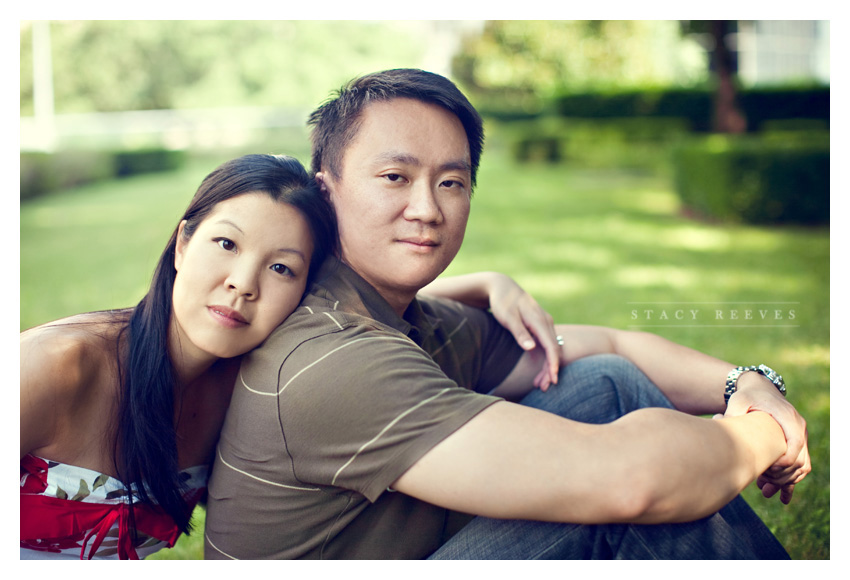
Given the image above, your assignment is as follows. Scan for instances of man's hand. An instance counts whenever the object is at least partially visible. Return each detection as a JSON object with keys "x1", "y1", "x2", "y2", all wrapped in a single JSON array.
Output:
[{"x1": 725, "y1": 372, "x2": 811, "y2": 504}]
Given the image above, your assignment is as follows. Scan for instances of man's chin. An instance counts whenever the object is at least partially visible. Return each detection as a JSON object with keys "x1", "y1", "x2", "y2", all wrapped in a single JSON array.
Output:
[
  {"x1": 385, "y1": 270, "x2": 445, "y2": 299},
  {"x1": 349, "y1": 252, "x2": 457, "y2": 296},
  {"x1": 410, "y1": 264, "x2": 452, "y2": 289}
]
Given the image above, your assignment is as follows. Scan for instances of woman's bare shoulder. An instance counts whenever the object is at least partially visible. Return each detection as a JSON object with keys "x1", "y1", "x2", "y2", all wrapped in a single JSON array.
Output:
[
  {"x1": 20, "y1": 310, "x2": 130, "y2": 394},
  {"x1": 20, "y1": 311, "x2": 132, "y2": 458}
]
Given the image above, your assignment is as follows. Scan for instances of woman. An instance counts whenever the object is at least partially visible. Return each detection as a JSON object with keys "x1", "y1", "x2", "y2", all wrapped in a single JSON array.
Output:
[{"x1": 20, "y1": 154, "x2": 559, "y2": 560}]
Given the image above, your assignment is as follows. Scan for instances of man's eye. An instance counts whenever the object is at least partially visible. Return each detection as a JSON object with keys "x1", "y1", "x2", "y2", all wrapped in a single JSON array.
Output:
[
  {"x1": 385, "y1": 174, "x2": 404, "y2": 182},
  {"x1": 271, "y1": 264, "x2": 293, "y2": 277},
  {"x1": 216, "y1": 238, "x2": 236, "y2": 251}
]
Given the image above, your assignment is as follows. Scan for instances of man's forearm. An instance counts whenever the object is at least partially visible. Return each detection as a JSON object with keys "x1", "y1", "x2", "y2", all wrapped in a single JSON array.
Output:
[
  {"x1": 550, "y1": 324, "x2": 809, "y2": 504},
  {"x1": 555, "y1": 325, "x2": 753, "y2": 415},
  {"x1": 609, "y1": 329, "x2": 733, "y2": 415},
  {"x1": 393, "y1": 401, "x2": 786, "y2": 526},
  {"x1": 608, "y1": 408, "x2": 786, "y2": 524}
]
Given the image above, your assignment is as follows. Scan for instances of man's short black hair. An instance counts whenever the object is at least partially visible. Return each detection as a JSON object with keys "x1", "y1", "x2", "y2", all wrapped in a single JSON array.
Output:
[{"x1": 307, "y1": 68, "x2": 485, "y2": 190}]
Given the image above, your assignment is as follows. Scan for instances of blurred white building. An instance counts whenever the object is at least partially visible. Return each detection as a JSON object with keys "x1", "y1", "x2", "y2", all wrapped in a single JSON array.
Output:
[{"x1": 734, "y1": 20, "x2": 830, "y2": 86}]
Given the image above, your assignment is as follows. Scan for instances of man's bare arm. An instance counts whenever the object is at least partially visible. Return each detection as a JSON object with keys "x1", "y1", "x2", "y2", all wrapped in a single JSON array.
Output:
[
  {"x1": 392, "y1": 401, "x2": 785, "y2": 525},
  {"x1": 489, "y1": 324, "x2": 810, "y2": 503}
]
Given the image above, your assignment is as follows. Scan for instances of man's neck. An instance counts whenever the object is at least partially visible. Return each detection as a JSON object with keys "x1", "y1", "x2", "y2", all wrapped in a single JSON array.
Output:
[
  {"x1": 337, "y1": 256, "x2": 419, "y2": 318},
  {"x1": 383, "y1": 292, "x2": 417, "y2": 319},
  {"x1": 364, "y1": 278, "x2": 417, "y2": 318}
]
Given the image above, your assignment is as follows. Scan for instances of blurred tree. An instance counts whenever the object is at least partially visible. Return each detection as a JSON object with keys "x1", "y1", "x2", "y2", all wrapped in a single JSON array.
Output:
[
  {"x1": 680, "y1": 20, "x2": 747, "y2": 133},
  {"x1": 452, "y1": 20, "x2": 707, "y2": 110},
  {"x1": 20, "y1": 23, "x2": 36, "y2": 116},
  {"x1": 20, "y1": 21, "x2": 426, "y2": 115}
]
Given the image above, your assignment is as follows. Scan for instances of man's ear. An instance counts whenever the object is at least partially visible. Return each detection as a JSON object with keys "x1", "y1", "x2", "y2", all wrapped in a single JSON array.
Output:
[
  {"x1": 174, "y1": 220, "x2": 188, "y2": 271},
  {"x1": 316, "y1": 171, "x2": 333, "y2": 195}
]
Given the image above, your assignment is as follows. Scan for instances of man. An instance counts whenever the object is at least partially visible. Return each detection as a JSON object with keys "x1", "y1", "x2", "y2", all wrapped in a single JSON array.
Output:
[{"x1": 204, "y1": 69, "x2": 810, "y2": 559}]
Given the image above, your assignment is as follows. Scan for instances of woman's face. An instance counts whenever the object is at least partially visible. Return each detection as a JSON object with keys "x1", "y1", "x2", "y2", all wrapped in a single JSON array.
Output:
[{"x1": 171, "y1": 192, "x2": 314, "y2": 363}]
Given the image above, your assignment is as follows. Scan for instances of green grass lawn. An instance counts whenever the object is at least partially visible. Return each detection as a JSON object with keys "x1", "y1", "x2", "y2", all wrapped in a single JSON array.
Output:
[{"x1": 20, "y1": 149, "x2": 830, "y2": 560}]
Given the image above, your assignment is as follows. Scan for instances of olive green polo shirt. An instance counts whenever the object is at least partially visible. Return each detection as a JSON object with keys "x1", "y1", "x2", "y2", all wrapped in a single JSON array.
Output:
[{"x1": 204, "y1": 258, "x2": 523, "y2": 559}]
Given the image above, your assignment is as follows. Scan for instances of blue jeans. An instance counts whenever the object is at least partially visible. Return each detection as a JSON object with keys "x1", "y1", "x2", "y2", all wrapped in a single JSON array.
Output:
[{"x1": 428, "y1": 354, "x2": 789, "y2": 559}]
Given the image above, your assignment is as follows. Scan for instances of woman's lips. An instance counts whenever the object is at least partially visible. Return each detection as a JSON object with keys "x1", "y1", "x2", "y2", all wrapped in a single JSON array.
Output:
[{"x1": 208, "y1": 305, "x2": 248, "y2": 328}]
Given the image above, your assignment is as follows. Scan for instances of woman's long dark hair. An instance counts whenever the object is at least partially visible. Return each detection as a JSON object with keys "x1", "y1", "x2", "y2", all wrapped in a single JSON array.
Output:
[{"x1": 115, "y1": 154, "x2": 337, "y2": 534}]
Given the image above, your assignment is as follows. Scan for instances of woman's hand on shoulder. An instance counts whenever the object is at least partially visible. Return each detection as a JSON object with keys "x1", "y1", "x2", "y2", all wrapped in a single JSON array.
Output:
[
  {"x1": 420, "y1": 272, "x2": 562, "y2": 391},
  {"x1": 483, "y1": 274, "x2": 561, "y2": 391}
]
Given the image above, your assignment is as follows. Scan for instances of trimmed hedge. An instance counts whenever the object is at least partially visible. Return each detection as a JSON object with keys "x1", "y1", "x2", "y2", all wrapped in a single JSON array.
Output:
[
  {"x1": 553, "y1": 88, "x2": 713, "y2": 130},
  {"x1": 21, "y1": 148, "x2": 186, "y2": 199},
  {"x1": 20, "y1": 150, "x2": 115, "y2": 200},
  {"x1": 114, "y1": 148, "x2": 185, "y2": 177},
  {"x1": 739, "y1": 88, "x2": 830, "y2": 131},
  {"x1": 498, "y1": 116, "x2": 690, "y2": 171},
  {"x1": 672, "y1": 133, "x2": 829, "y2": 225},
  {"x1": 552, "y1": 86, "x2": 829, "y2": 132}
]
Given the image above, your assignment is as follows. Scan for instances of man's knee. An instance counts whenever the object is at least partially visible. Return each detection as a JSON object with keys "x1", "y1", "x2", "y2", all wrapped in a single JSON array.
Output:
[
  {"x1": 557, "y1": 354, "x2": 638, "y2": 386},
  {"x1": 521, "y1": 354, "x2": 673, "y2": 423},
  {"x1": 560, "y1": 354, "x2": 674, "y2": 413}
]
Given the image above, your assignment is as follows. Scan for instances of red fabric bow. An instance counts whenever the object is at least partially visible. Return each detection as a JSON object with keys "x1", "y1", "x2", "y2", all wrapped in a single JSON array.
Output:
[
  {"x1": 20, "y1": 494, "x2": 181, "y2": 559},
  {"x1": 20, "y1": 455, "x2": 49, "y2": 494},
  {"x1": 20, "y1": 455, "x2": 184, "y2": 559}
]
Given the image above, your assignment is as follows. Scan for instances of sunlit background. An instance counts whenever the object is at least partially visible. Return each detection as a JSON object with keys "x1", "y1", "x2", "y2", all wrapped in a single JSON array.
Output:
[{"x1": 19, "y1": 20, "x2": 830, "y2": 559}]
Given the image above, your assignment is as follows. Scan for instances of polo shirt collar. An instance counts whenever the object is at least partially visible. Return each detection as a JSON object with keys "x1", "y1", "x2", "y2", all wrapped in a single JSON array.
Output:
[{"x1": 311, "y1": 257, "x2": 440, "y2": 346}]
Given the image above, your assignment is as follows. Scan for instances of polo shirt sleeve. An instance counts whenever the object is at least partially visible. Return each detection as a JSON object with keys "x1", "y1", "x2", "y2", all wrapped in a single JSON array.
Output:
[
  {"x1": 418, "y1": 296, "x2": 525, "y2": 394},
  {"x1": 275, "y1": 324, "x2": 501, "y2": 503},
  {"x1": 457, "y1": 302, "x2": 525, "y2": 393}
]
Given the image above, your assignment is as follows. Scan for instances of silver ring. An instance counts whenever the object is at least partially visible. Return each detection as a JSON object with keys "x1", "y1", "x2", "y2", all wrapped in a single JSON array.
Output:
[{"x1": 556, "y1": 335, "x2": 564, "y2": 346}]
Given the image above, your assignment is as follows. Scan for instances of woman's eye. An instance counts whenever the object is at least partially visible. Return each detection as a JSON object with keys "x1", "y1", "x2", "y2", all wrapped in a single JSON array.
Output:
[
  {"x1": 271, "y1": 264, "x2": 293, "y2": 277},
  {"x1": 215, "y1": 238, "x2": 236, "y2": 251}
]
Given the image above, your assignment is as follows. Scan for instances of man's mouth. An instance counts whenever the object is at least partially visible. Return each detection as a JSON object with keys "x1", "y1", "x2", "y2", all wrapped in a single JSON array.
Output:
[{"x1": 398, "y1": 237, "x2": 439, "y2": 249}]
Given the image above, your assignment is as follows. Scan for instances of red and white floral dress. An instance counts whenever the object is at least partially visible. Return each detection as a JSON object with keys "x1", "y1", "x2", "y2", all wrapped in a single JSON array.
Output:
[{"x1": 20, "y1": 454, "x2": 207, "y2": 560}]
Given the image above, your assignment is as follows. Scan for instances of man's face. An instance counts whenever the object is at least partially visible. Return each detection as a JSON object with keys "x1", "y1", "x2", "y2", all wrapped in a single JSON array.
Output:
[{"x1": 318, "y1": 98, "x2": 472, "y2": 312}]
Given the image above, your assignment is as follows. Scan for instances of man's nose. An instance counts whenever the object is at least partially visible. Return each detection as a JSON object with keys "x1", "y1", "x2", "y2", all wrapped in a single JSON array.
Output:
[{"x1": 403, "y1": 182, "x2": 443, "y2": 224}]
